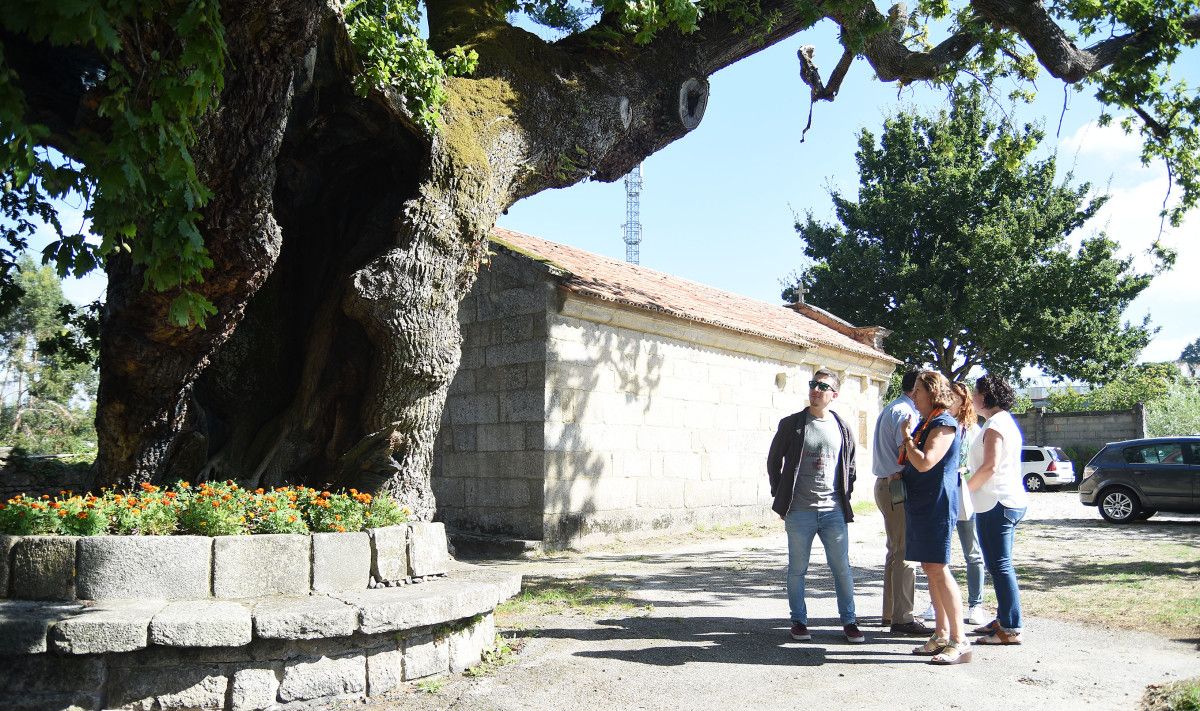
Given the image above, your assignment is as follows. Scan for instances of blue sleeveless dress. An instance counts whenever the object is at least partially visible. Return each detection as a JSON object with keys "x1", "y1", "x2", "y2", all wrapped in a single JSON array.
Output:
[{"x1": 902, "y1": 412, "x2": 962, "y2": 564}]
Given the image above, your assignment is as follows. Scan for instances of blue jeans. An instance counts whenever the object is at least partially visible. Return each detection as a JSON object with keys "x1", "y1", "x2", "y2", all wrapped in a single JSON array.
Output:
[
  {"x1": 784, "y1": 505, "x2": 856, "y2": 625},
  {"x1": 956, "y1": 515, "x2": 985, "y2": 608},
  {"x1": 976, "y1": 503, "x2": 1026, "y2": 632}
]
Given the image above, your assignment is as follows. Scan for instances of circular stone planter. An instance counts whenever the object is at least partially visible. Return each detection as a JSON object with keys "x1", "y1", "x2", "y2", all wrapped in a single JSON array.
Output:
[
  {"x1": 0, "y1": 523, "x2": 522, "y2": 711},
  {"x1": 0, "y1": 522, "x2": 449, "y2": 602}
]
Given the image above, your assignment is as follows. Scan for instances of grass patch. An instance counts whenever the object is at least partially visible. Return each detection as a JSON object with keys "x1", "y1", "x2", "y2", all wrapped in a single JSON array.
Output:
[
  {"x1": 414, "y1": 677, "x2": 446, "y2": 694},
  {"x1": 1013, "y1": 523, "x2": 1200, "y2": 638},
  {"x1": 464, "y1": 634, "x2": 523, "y2": 677},
  {"x1": 852, "y1": 498, "x2": 878, "y2": 516},
  {"x1": 497, "y1": 577, "x2": 641, "y2": 620},
  {"x1": 1142, "y1": 677, "x2": 1200, "y2": 711},
  {"x1": 690, "y1": 520, "x2": 774, "y2": 539}
]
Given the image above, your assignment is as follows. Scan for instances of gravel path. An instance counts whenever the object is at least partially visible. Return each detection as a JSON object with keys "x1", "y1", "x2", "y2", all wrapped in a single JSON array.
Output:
[{"x1": 369, "y1": 492, "x2": 1199, "y2": 711}]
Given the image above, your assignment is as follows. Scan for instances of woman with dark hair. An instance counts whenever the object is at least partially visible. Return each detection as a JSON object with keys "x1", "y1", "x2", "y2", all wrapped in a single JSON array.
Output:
[
  {"x1": 900, "y1": 371, "x2": 969, "y2": 664},
  {"x1": 966, "y1": 373, "x2": 1028, "y2": 645}
]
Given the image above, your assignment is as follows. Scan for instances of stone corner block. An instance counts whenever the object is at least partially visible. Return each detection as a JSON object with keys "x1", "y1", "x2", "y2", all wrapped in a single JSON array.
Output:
[
  {"x1": 407, "y1": 522, "x2": 450, "y2": 577},
  {"x1": 367, "y1": 525, "x2": 408, "y2": 582},
  {"x1": 336, "y1": 578, "x2": 499, "y2": 635},
  {"x1": 49, "y1": 599, "x2": 166, "y2": 655},
  {"x1": 311, "y1": 532, "x2": 370, "y2": 594},
  {"x1": 149, "y1": 600, "x2": 252, "y2": 648},
  {"x1": 77, "y1": 536, "x2": 212, "y2": 600},
  {"x1": 213, "y1": 534, "x2": 310, "y2": 598},
  {"x1": 448, "y1": 613, "x2": 496, "y2": 673},
  {"x1": 11, "y1": 536, "x2": 79, "y2": 601},
  {"x1": 252, "y1": 596, "x2": 357, "y2": 640},
  {"x1": 0, "y1": 534, "x2": 18, "y2": 598}
]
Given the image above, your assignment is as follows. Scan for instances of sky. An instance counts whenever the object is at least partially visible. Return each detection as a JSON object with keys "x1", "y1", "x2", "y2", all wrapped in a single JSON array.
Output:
[
  {"x1": 38, "y1": 15, "x2": 1200, "y2": 381},
  {"x1": 496, "y1": 20, "x2": 1200, "y2": 378}
]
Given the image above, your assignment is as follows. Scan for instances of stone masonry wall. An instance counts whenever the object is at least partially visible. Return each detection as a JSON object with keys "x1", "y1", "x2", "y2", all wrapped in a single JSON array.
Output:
[
  {"x1": 541, "y1": 295, "x2": 891, "y2": 547},
  {"x1": 433, "y1": 251, "x2": 550, "y2": 540},
  {"x1": 1014, "y1": 405, "x2": 1147, "y2": 452}
]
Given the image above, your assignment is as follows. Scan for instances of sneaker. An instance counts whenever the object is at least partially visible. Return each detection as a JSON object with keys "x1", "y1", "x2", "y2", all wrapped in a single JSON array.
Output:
[
  {"x1": 844, "y1": 623, "x2": 865, "y2": 644},
  {"x1": 918, "y1": 603, "x2": 935, "y2": 620},
  {"x1": 890, "y1": 619, "x2": 933, "y2": 636},
  {"x1": 965, "y1": 605, "x2": 988, "y2": 626},
  {"x1": 790, "y1": 622, "x2": 811, "y2": 641}
]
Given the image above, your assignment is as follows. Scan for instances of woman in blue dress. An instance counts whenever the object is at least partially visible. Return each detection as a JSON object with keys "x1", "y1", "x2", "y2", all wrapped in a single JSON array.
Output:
[{"x1": 899, "y1": 370, "x2": 968, "y2": 665}]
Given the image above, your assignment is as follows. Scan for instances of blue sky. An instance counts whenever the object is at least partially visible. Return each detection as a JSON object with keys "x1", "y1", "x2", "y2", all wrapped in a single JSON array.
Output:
[
  {"x1": 498, "y1": 21, "x2": 1200, "y2": 373},
  {"x1": 40, "y1": 18, "x2": 1199, "y2": 376}
]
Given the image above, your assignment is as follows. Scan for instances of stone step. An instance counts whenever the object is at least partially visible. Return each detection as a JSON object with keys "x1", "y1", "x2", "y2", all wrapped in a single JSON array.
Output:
[{"x1": 0, "y1": 565, "x2": 521, "y2": 657}]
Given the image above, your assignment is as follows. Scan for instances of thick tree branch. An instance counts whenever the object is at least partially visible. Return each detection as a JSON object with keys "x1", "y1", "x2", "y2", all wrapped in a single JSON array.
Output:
[{"x1": 971, "y1": 0, "x2": 1200, "y2": 82}]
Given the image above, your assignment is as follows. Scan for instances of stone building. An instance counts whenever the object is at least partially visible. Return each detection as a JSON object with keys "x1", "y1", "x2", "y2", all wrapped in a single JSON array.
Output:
[{"x1": 433, "y1": 228, "x2": 899, "y2": 549}]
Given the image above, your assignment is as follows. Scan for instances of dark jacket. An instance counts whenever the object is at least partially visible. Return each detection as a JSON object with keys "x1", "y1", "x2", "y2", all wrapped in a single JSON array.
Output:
[{"x1": 767, "y1": 408, "x2": 857, "y2": 522}]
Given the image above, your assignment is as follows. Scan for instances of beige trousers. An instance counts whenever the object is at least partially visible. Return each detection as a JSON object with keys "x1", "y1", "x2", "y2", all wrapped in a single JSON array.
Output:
[{"x1": 874, "y1": 476, "x2": 916, "y2": 623}]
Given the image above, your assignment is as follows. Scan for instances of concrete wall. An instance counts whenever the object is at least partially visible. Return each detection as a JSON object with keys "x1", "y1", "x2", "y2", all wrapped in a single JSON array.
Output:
[
  {"x1": 434, "y1": 249, "x2": 895, "y2": 548},
  {"x1": 432, "y1": 252, "x2": 550, "y2": 540},
  {"x1": 1014, "y1": 405, "x2": 1147, "y2": 452}
]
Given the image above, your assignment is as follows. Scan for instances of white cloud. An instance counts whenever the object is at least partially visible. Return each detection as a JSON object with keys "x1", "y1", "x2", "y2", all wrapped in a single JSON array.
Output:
[{"x1": 1058, "y1": 120, "x2": 1144, "y2": 160}]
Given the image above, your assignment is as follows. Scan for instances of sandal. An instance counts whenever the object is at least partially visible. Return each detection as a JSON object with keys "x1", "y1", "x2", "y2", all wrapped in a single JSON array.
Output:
[
  {"x1": 929, "y1": 640, "x2": 973, "y2": 665},
  {"x1": 975, "y1": 629, "x2": 1022, "y2": 645},
  {"x1": 911, "y1": 634, "x2": 949, "y2": 656},
  {"x1": 971, "y1": 620, "x2": 1000, "y2": 635}
]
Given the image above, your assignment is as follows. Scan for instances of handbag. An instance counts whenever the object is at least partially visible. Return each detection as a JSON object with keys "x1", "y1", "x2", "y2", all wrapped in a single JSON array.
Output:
[
  {"x1": 957, "y1": 471, "x2": 975, "y2": 518},
  {"x1": 889, "y1": 477, "x2": 907, "y2": 505}
]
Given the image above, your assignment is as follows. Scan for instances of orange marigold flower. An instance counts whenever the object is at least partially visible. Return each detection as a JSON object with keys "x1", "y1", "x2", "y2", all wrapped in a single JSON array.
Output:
[
  {"x1": 349, "y1": 488, "x2": 358, "y2": 495},
  {"x1": 59, "y1": 490, "x2": 68, "y2": 496},
  {"x1": 334, "y1": 514, "x2": 342, "y2": 521},
  {"x1": 255, "y1": 488, "x2": 264, "y2": 495},
  {"x1": 269, "y1": 506, "x2": 277, "y2": 513},
  {"x1": 58, "y1": 510, "x2": 68, "y2": 517},
  {"x1": 76, "y1": 512, "x2": 88, "y2": 519},
  {"x1": 287, "y1": 515, "x2": 297, "y2": 523},
  {"x1": 49, "y1": 502, "x2": 61, "y2": 509},
  {"x1": 41, "y1": 494, "x2": 51, "y2": 500},
  {"x1": 179, "y1": 481, "x2": 191, "y2": 489},
  {"x1": 165, "y1": 492, "x2": 177, "y2": 499},
  {"x1": 221, "y1": 494, "x2": 232, "y2": 501},
  {"x1": 212, "y1": 500, "x2": 221, "y2": 508}
]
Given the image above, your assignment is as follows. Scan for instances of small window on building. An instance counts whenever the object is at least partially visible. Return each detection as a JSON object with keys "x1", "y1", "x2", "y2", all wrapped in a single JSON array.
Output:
[{"x1": 775, "y1": 372, "x2": 787, "y2": 391}]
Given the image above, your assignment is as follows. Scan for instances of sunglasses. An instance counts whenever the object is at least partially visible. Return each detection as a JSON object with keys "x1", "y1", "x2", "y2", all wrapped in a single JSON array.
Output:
[{"x1": 808, "y1": 380, "x2": 836, "y2": 392}]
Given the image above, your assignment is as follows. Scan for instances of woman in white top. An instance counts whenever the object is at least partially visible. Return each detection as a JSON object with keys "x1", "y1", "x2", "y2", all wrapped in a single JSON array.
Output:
[{"x1": 966, "y1": 374, "x2": 1028, "y2": 644}]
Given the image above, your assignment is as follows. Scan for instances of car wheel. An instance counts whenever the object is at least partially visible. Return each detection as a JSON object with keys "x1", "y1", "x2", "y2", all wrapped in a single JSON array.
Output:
[
  {"x1": 1137, "y1": 509, "x2": 1157, "y2": 520},
  {"x1": 1022, "y1": 474, "x2": 1045, "y2": 492},
  {"x1": 1098, "y1": 487, "x2": 1142, "y2": 523}
]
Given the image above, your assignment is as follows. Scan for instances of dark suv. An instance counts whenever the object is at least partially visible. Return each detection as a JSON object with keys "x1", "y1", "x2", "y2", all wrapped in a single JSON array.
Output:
[{"x1": 1078, "y1": 436, "x2": 1200, "y2": 523}]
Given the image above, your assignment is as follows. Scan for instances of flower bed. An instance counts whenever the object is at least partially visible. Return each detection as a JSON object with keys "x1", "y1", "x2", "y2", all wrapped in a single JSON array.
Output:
[{"x1": 0, "y1": 481, "x2": 409, "y2": 536}]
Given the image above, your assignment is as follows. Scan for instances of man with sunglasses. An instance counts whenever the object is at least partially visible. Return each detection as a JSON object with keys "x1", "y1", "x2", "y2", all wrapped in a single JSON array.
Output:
[{"x1": 767, "y1": 368, "x2": 864, "y2": 644}]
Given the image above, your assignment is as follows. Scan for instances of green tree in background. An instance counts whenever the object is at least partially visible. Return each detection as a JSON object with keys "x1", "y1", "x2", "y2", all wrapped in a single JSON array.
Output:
[
  {"x1": 1181, "y1": 338, "x2": 1200, "y2": 377},
  {"x1": 1146, "y1": 378, "x2": 1200, "y2": 437},
  {"x1": 1045, "y1": 362, "x2": 1181, "y2": 412},
  {"x1": 787, "y1": 84, "x2": 1159, "y2": 383},
  {"x1": 0, "y1": 258, "x2": 97, "y2": 454}
]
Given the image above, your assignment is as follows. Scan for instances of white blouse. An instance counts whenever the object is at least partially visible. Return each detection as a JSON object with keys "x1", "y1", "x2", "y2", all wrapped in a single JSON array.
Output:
[{"x1": 967, "y1": 410, "x2": 1027, "y2": 513}]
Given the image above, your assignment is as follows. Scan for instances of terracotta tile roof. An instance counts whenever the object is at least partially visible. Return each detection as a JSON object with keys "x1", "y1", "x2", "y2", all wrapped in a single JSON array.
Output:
[{"x1": 490, "y1": 227, "x2": 899, "y2": 364}]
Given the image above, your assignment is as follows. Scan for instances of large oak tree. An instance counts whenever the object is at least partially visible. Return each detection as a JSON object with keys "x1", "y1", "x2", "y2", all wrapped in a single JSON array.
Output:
[
  {"x1": 787, "y1": 84, "x2": 1158, "y2": 383},
  {"x1": 2, "y1": 0, "x2": 1198, "y2": 517}
]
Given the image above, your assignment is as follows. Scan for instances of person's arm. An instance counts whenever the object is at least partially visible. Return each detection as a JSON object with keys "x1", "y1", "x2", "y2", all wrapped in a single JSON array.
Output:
[
  {"x1": 967, "y1": 428, "x2": 1003, "y2": 492},
  {"x1": 844, "y1": 423, "x2": 857, "y2": 500},
  {"x1": 767, "y1": 417, "x2": 789, "y2": 496},
  {"x1": 887, "y1": 410, "x2": 912, "y2": 481},
  {"x1": 902, "y1": 426, "x2": 956, "y2": 472}
]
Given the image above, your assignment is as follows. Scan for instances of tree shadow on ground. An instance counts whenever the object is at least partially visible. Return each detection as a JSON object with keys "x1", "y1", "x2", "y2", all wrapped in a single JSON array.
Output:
[
  {"x1": 514, "y1": 615, "x2": 933, "y2": 668},
  {"x1": 521, "y1": 546, "x2": 888, "y2": 609}
]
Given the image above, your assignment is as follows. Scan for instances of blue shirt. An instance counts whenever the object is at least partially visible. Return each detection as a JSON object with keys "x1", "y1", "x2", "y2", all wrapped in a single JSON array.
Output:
[{"x1": 872, "y1": 394, "x2": 918, "y2": 478}]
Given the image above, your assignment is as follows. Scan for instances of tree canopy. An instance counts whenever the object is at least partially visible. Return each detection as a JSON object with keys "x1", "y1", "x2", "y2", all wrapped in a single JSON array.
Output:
[
  {"x1": 787, "y1": 84, "x2": 1158, "y2": 383},
  {"x1": 2, "y1": 0, "x2": 1199, "y2": 502}
]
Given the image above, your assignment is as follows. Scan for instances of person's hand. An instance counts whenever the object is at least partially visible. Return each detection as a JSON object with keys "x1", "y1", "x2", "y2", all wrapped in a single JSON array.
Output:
[
  {"x1": 904, "y1": 414, "x2": 918, "y2": 433},
  {"x1": 888, "y1": 473, "x2": 902, "y2": 481}
]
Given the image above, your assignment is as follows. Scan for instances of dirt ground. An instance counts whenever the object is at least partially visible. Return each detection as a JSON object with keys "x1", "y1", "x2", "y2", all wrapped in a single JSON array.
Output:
[{"x1": 362, "y1": 491, "x2": 1199, "y2": 711}]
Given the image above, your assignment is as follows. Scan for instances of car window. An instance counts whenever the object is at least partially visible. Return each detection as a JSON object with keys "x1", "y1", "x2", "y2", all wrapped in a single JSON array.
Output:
[
  {"x1": 1124, "y1": 443, "x2": 1186, "y2": 465},
  {"x1": 1021, "y1": 449, "x2": 1044, "y2": 462},
  {"x1": 1183, "y1": 443, "x2": 1200, "y2": 465},
  {"x1": 1051, "y1": 448, "x2": 1070, "y2": 461}
]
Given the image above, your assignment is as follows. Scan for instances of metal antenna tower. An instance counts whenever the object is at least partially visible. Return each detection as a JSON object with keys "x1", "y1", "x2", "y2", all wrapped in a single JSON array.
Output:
[{"x1": 622, "y1": 164, "x2": 643, "y2": 264}]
